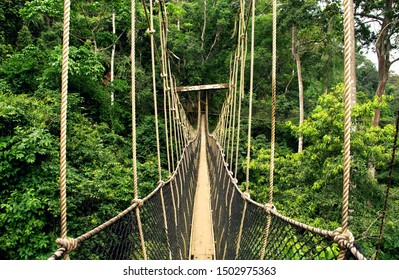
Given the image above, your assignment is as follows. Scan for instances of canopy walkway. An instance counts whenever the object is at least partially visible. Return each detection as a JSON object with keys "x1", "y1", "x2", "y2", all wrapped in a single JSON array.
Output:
[{"x1": 49, "y1": 0, "x2": 367, "y2": 260}]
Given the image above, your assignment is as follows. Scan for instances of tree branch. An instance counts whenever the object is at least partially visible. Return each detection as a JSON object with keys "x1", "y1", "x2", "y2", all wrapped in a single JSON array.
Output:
[
  {"x1": 391, "y1": 57, "x2": 399, "y2": 66},
  {"x1": 205, "y1": 31, "x2": 220, "y2": 61},
  {"x1": 354, "y1": 13, "x2": 383, "y2": 22},
  {"x1": 97, "y1": 31, "x2": 126, "y2": 52}
]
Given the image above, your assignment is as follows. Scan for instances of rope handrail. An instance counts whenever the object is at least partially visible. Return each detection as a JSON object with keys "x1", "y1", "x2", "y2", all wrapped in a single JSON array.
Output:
[
  {"x1": 48, "y1": 126, "x2": 201, "y2": 260},
  {"x1": 207, "y1": 129, "x2": 366, "y2": 260}
]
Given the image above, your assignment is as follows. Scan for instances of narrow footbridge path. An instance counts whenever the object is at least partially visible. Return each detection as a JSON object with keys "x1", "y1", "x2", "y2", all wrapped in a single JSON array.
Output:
[{"x1": 190, "y1": 115, "x2": 215, "y2": 260}]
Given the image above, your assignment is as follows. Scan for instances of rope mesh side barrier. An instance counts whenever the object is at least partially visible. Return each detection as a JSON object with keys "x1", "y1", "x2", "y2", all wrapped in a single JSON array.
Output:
[
  {"x1": 207, "y1": 133, "x2": 366, "y2": 260},
  {"x1": 49, "y1": 135, "x2": 200, "y2": 260}
]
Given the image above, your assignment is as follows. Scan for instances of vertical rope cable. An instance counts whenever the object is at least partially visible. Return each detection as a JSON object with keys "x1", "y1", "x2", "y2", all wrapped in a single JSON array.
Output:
[
  {"x1": 131, "y1": 0, "x2": 147, "y2": 260},
  {"x1": 158, "y1": 3, "x2": 178, "y2": 233},
  {"x1": 260, "y1": 0, "x2": 277, "y2": 260},
  {"x1": 150, "y1": 0, "x2": 172, "y2": 259},
  {"x1": 160, "y1": 11, "x2": 171, "y2": 176},
  {"x1": 149, "y1": 0, "x2": 162, "y2": 181},
  {"x1": 245, "y1": 0, "x2": 256, "y2": 193},
  {"x1": 342, "y1": 0, "x2": 355, "y2": 232},
  {"x1": 229, "y1": 49, "x2": 239, "y2": 168},
  {"x1": 226, "y1": 54, "x2": 234, "y2": 161},
  {"x1": 337, "y1": 0, "x2": 356, "y2": 260},
  {"x1": 234, "y1": 0, "x2": 247, "y2": 176},
  {"x1": 269, "y1": 0, "x2": 277, "y2": 210},
  {"x1": 60, "y1": 0, "x2": 71, "y2": 260},
  {"x1": 235, "y1": 0, "x2": 250, "y2": 259}
]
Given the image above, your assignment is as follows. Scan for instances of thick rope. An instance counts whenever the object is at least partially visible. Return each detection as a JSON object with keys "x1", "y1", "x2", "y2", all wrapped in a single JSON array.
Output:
[
  {"x1": 131, "y1": 0, "x2": 147, "y2": 260},
  {"x1": 236, "y1": 0, "x2": 256, "y2": 259},
  {"x1": 149, "y1": 0, "x2": 162, "y2": 181},
  {"x1": 149, "y1": 0, "x2": 172, "y2": 259},
  {"x1": 342, "y1": 0, "x2": 355, "y2": 231},
  {"x1": 245, "y1": 0, "x2": 256, "y2": 193},
  {"x1": 226, "y1": 54, "x2": 234, "y2": 161},
  {"x1": 260, "y1": 0, "x2": 277, "y2": 260},
  {"x1": 234, "y1": 0, "x2": 249, "y2": 258},
  {"x1": 60, "y1": 0, "x2": 71, "y2": 260},
  {"x1": 339, "y1": 0, "x2": 356, "y2": 260},
  {"x1": 159, "y1": 2, "x2": 178, "y2": 233},
  {"x1": 229, "y1": 49, "x2": 240, "y2": 168},
  {"x1": 234, "y1": 0, "x2": 247, "y2": 176}
]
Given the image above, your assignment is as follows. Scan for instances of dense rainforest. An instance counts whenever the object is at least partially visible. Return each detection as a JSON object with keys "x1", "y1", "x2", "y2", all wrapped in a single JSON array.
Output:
[{"x1": 0, "y1": 0, "x2": 398, "y2": 260}]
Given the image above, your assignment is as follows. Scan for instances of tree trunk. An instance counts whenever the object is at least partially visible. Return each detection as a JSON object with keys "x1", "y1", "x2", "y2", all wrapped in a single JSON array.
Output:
[
  {"x1": 292, "y1": 26, "x2": 304, "y2": 152},
  {"x1": 111, "y1": 12, "x2": 116, "y2": 105},
  {"x1": 372, "y1": 0, "x2": 393, "y2": 127},
  {"x1": 201, "y1": 0, "x2": 207, "y2": 64}
]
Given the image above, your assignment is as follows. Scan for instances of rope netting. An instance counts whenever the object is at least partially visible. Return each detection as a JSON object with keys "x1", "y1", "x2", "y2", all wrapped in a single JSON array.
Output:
[
  {"x1": 207, "y1": 133, "x2": 365, "y2": 260},
  {"x1": 49, "y1": 134, "x2": 200, "y2": 260}
]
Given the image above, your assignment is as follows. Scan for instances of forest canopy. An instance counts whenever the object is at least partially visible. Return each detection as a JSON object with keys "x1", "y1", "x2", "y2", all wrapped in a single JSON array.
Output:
[{"x1": 0, "y1": 0, "x2": 398, "y2": 260}]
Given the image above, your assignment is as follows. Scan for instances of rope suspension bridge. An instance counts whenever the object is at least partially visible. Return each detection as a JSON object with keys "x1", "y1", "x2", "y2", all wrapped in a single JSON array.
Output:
[{"x1": 49, "y1": 0, "x2": 367, "y2": 260}]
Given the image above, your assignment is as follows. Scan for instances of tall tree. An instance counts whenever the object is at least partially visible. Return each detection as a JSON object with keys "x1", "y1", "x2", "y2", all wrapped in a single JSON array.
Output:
[
  {"x1": 354, "y1": 0, "x2": 399, "y2": 127},
  {"x1": 291, "y1": 25, "x2": 304, "y2": 152}
]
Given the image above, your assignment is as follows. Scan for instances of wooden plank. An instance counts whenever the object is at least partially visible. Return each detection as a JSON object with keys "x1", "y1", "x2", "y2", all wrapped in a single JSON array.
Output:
[
  {"x1": 190, "y1": 115, "x2": 215, "y2": 260},
  {"x1": 176, "y1": 83, "x2": 229, "y2": 93}
]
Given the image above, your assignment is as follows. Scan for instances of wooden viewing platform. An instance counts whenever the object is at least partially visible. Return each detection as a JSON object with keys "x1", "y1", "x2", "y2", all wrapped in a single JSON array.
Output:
[{"x1": 176, "y1": 83, "x2": 229, "y2": 93}]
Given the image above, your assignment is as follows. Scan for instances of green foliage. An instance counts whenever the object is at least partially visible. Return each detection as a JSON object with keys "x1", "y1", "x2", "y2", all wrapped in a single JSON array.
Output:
[
  {"x1": 248, "y1": 85, "x2": 398, "y2": 258},
  {"x1": 1, "y1": 0, "x2": 398, "y2": 260},
  {"x1": 0, "y1": 45, "x2": 46, "y2": 93},
  {"x1": 0, "y1": 92, "x2": 59, "y2": 259}
]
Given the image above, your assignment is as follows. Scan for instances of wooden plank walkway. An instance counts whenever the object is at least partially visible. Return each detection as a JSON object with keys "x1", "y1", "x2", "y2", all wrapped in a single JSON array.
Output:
[{"x1": 190, "y1": 115, "x2": 215, "y2": 260}]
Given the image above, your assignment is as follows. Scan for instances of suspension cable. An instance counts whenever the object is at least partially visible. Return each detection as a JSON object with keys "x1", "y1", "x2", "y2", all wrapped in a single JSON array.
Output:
[
  {"x1": 245, "y1": 0, "x2": 256, "y2": 193},
  {"x1": 149, "y1": 0, "x2": 162, "y2": 181},
  {"x1": 234, "y1": 0, "x2": 247, "y2": 177},
  {"x1": 60, "y1": 0, "x2": 71, "y2": 260},
  {"x1": 131, "y1": 0, "x2": 147, "y2": 260},
  {"x1": 260, "y1": 0, "x2": 277, "y2": 260},
  {"x1": 342, "y1": 0, "x2": 356, "y2": 231}
]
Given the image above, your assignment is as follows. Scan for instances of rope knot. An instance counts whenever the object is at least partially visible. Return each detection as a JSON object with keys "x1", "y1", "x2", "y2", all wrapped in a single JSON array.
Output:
[
  {"x1": 160, "y1": 73, "x2": 168, "y2": 78},
  {"x1": 132, "y1": 198, "x2": 144, "y2": 208},
  {"x1": 147, "y1": 28, "x2": 155, "y2": 34},
  {"x1": 333, "y1": 227, "x2": 354, "y2": 248},
  {"x1": 263, "y1": 203, "x2": 276, "y2": 213},
  {"x1": 241, "y1": 191, "x2": 250, "y2": 200},
  {"x1": 56, "y1": 237, "x2": 78, "y2": 254}
]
